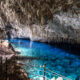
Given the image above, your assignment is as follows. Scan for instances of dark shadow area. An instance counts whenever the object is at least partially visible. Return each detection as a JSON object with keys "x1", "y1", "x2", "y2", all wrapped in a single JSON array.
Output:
[
  {"x1": 5, "y1": 22, "x2": 13, "y2": 39},
  {"x1": 49, "y1": 41, "x2": 80, "y2": 57}
]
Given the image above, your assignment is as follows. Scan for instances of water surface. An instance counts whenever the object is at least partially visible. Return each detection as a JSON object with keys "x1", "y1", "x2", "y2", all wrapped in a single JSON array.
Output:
[{"x1": 9, "y1": 39, "x2": 80, "y2": 80}]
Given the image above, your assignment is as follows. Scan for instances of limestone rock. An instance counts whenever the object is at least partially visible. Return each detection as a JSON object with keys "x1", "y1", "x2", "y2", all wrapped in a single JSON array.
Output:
[
  {"x1": 0, "y1": 0, "x2": 80, "y2": 43},
  {"x1": 0, "y1": 40, "x2": 30, "y2": 80},
  {"x1": 2, "y1": 40, "x2": 9, "y2": 47}
]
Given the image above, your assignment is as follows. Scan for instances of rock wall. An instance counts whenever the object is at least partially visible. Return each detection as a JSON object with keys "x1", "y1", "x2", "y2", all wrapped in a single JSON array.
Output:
[
  {"x1": 0, "y1": 0, "x2": 80, "y2": 43},
  {"x1": 0, "y1": 40, "x2": 30, "y2": 80}
]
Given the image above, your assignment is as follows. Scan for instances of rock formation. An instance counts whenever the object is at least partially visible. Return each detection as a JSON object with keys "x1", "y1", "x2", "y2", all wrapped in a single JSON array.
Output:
[
  {"x1": 0, "y1": 0, "x2": 80, "y2": 43},
  {"x1": 0, "y1": 40, "x2": 30, "y2": 80}
]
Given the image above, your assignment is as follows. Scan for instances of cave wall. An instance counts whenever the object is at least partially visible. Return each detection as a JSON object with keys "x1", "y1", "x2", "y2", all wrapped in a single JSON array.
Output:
[{"x1": 0, "y1": 0, "x2": 80, "y2": 43}]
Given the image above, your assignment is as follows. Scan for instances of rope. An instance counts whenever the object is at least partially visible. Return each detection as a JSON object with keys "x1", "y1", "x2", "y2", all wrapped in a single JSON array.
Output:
[
  {"x1": 22, "y1": 63, "x2": 72, "y2": 80},
  {"x1": 45, "y1": 68, "x2": 72, "y2": 80}
]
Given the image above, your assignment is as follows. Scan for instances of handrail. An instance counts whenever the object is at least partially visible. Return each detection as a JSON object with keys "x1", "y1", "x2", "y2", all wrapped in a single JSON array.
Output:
[
  {"x1": 22, "y1": 63, "x2": 72, "y2": 80},
  {"x1": 15, "y1": 56, "x2": 72, "y2": 80},
  {"x1": 45, "y1": 68, "x2": 72, "y2": 80},
  {"x1": 28, "y1": 69, "x2": 72, "y2": 80}
]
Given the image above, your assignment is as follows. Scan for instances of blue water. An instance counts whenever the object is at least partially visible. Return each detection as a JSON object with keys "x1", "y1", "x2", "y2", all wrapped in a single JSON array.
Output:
[{"x1": 9, "y1": 39, "x2": 80, "y2": 80}]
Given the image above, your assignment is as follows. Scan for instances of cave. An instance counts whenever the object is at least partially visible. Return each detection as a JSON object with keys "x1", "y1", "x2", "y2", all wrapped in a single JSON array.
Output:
[{"x1": 0, "y1": 0, "x2": 80, "y2": 80}]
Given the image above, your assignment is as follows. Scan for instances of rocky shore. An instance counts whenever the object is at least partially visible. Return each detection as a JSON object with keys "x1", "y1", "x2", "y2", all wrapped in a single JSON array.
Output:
[{"x1": 0, "y1": 40, "x2": 30, "y2": 80}]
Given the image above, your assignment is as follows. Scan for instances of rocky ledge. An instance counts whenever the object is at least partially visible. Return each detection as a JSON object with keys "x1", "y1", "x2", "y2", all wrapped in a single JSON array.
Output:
[{"x1": 0, "y1": 40, "x2": 30, "y2": 80}]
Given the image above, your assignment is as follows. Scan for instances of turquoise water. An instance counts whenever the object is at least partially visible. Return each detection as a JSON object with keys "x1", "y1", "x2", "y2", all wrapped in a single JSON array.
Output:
[{"x1": 9, "y1": 39, "x2": 80, "y2": 80}]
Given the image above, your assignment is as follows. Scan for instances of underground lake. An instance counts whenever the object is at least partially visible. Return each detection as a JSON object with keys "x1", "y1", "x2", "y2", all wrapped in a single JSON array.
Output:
[{"x1": 9, "y1": 38, "x2": 80, "y2": 80}]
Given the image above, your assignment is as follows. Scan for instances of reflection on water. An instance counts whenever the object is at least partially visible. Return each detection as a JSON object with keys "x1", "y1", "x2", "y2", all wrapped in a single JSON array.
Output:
[
  {"x1": 29, "y1": 40, "x2": 33, "y2": 48},
  {"x1": 9, "y1": 39, "x2": 80, "y2": 80}
]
